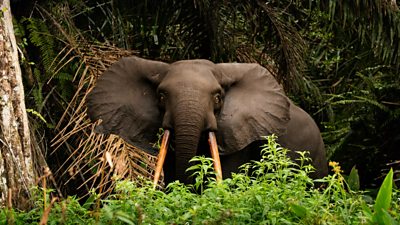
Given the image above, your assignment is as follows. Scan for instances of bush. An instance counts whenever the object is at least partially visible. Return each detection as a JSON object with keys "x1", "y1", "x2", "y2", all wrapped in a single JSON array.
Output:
[{"x1": 1, "y1": 135, "x2": 398, "y2": 224}]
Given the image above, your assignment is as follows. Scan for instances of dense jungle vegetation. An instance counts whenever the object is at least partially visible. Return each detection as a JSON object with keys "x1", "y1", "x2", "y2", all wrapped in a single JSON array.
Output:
[
  {"x1": 2, "y1": 136, "x2": 400, "y2": 224},
  {"x1": 3, "y1": 0, "x2": 400, "y2": 223}
]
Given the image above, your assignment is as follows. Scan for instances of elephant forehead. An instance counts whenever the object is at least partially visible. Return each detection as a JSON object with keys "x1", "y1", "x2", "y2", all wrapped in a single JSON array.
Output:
[
  {"x1": 168, "y1": 64, "x2": 213, "y2": 76},
  {"x1": 162, "y1": 66, "x2": 220, "y2": 88}
]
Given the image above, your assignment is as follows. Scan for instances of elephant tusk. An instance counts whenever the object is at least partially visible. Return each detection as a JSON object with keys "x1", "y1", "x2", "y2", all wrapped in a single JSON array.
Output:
[
  {"x1": 153, "y1": 129, "x2": 170, "y2": 189},
  {"x1": 208, "y1": 132, "x2": 223, "y2": 183}
]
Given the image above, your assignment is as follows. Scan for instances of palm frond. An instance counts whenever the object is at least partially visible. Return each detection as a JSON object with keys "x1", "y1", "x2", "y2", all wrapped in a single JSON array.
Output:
[
  {"x1": 50, "y1": 43, "x2": 158, "y2": 197},
  {"x1": 316, "y1": 0, "x2": 400, "y2": 66},
  {"x1": 256, "y1": 1, "x2": 306, "y2": 88}
]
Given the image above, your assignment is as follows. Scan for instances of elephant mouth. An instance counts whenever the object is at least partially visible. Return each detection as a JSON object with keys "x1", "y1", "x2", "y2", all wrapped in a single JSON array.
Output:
[{"x1": 152, "y1": 130, "x2": 222, "y2": 188}]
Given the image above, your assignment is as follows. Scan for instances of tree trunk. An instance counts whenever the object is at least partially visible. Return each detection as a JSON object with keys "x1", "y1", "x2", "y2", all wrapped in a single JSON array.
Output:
[{"x1": 0, "y1": 0, "x2": 36, "y2": 209}]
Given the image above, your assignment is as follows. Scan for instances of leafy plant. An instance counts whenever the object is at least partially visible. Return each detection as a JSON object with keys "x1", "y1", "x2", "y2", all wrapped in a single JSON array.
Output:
[
  {"x1": 367, "y1": 169, "x2": 397, "y2": 225},
  {"x1": 2, "y1": 135, "x2": 399, "y2": 224},
  {"x1": 298, "y1": 3, "x2": 400, "y2": 187},
  {"x1": 187, "y1": 156, "x2": 217, "y2": 193}
]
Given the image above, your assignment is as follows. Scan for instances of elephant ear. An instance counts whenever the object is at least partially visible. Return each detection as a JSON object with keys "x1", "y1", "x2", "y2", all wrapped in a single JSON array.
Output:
[
  {"x1": 215, "y1": 63, "x2": 291, "y2": 155},
  {"x1": 87, "y1": 56, "x2": 169, "y2": 155}
]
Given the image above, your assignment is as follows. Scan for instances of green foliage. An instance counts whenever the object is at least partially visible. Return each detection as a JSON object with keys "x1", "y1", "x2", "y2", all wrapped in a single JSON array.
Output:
[
  {"x1": 24, "y1": 17, "x2": 56, "y2": 75},
  {"x1": 320, "y1": 63, "x2": 400, "y2": 185},
  {"x1": 15, "y1": 0, "x2": 400, "y2": 197},
  {"x1": 323, "y1": 0, "x2": 400, "y2": 66},
  {"x1": 297, "y1": 3, "x2": 400, "y2": 187},
  {"x1": 373, "y1": 169, "x2": 394, "y2": 224},
  {"x1": 362, "y1": 169, "x2": 398, "y2": 225},
  {"x1": 0, "y1": 187, "x2": 95, "y2": 224},
  {"x1": 23, "y1": 16, "x2": 76, "y2": 98},
  {"x1": 2, "y1": 136, "x2": 399, "y2": 224},
  {"x1": 187, "y1": 156, "x2": 217, "y2": 193},
  {"x1": 16, "y1": 16, "x2": 77, "y2": 129},
  {"x1": 347, "y1": 166, "x2": 360, "y2": 192}
]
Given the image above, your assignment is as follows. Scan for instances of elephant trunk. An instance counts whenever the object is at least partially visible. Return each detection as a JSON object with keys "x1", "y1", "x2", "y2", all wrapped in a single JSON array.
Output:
[{"x1": 173, "y1": 101, "x2": 204, "y2": 183}]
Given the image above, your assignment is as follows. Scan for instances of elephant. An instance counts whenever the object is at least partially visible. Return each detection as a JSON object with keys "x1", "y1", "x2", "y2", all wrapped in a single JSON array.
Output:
[{"x1": 86, "y1": 56, "x2": 328, "y2": 185}]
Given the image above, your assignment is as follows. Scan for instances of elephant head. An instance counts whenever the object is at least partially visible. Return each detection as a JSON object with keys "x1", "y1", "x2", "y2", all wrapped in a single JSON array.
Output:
[{"x1": 87, "y1": 56, "x2": 292, "y2": 183}]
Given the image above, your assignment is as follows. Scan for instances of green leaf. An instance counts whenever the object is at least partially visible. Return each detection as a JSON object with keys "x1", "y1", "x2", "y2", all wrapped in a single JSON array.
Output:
[
  {"x1": 373, "y1": 169, "x2": 394, "y2": 224},
  {"x1": 115, "y1": 211, "x2": 136, "y2": 225},
  {"x1": 374, "y1": 169, "x2": 393, "y2": 211},
  {"x1": 362, "y1": 203, "x2": 373, "y2": 218},
  {"x1": 186, "y1": 164, "x2": 200, "y2": 172},
  {"x1": 378, "y1": 209, "x2": 398, "y2": 225},
  {"x1": 347, "y1": 166, "x2": 360, "y2": 191},
  {"x1": 82, "y1": 194, "x2": 95, "y2": 210},
  {"x1": 289, "y1": 203, "x2": 308, "y2": 218}
]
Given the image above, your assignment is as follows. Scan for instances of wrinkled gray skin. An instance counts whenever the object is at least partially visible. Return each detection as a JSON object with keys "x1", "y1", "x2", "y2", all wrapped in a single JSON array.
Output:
[{"x1": 87, "y1": 56, "x2": 328, "y2": 184}]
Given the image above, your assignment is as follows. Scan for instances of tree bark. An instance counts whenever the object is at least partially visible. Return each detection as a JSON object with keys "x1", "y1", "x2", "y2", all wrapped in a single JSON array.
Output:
[{"x1": 0, "y1": 0, "x2": 36, "y2": 209}]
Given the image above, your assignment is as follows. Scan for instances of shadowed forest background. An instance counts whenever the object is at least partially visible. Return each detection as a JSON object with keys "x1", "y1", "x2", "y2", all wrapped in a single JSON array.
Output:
[{"x1": 9, "y1": 0, "x2": 400, "y2": 198}]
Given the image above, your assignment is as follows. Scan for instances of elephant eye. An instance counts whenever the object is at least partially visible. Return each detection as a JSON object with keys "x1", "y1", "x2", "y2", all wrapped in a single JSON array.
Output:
[
  {"x1": 214, "y1": 93, "x2": 222, "y2": 105},
  {"x1": 159, "y1": 92, "x2": 167, "y2": 104}
]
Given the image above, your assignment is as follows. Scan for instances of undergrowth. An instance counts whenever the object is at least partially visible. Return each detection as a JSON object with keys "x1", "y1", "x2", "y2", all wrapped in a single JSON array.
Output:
[{"x1": 1, "y1": 135, "x2": 398, "y2": 224}]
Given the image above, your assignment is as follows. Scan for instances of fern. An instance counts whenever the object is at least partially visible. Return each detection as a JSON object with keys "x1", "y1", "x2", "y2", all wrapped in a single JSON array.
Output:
[
  {"x1": 24, "y1": 18, "x2": 56, "y2": 77},
  {"x1": 54, "y1": 72, "x2": 73, "y2": 81},
  {"x1": 22, "y1": 17, "x2": 76, "y2": 111},
  {"x1": 352, "y1": 96, "x2": 390, "y2": 112},
  {"x1": 321, "y1": 0, "x2": 400, "y2": 65}
]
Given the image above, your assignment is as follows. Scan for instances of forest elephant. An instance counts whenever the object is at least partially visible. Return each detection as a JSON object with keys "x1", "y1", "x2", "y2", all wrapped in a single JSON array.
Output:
[{"x1": 87, "y1": 56, "x2": 328, "y2": 185}]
